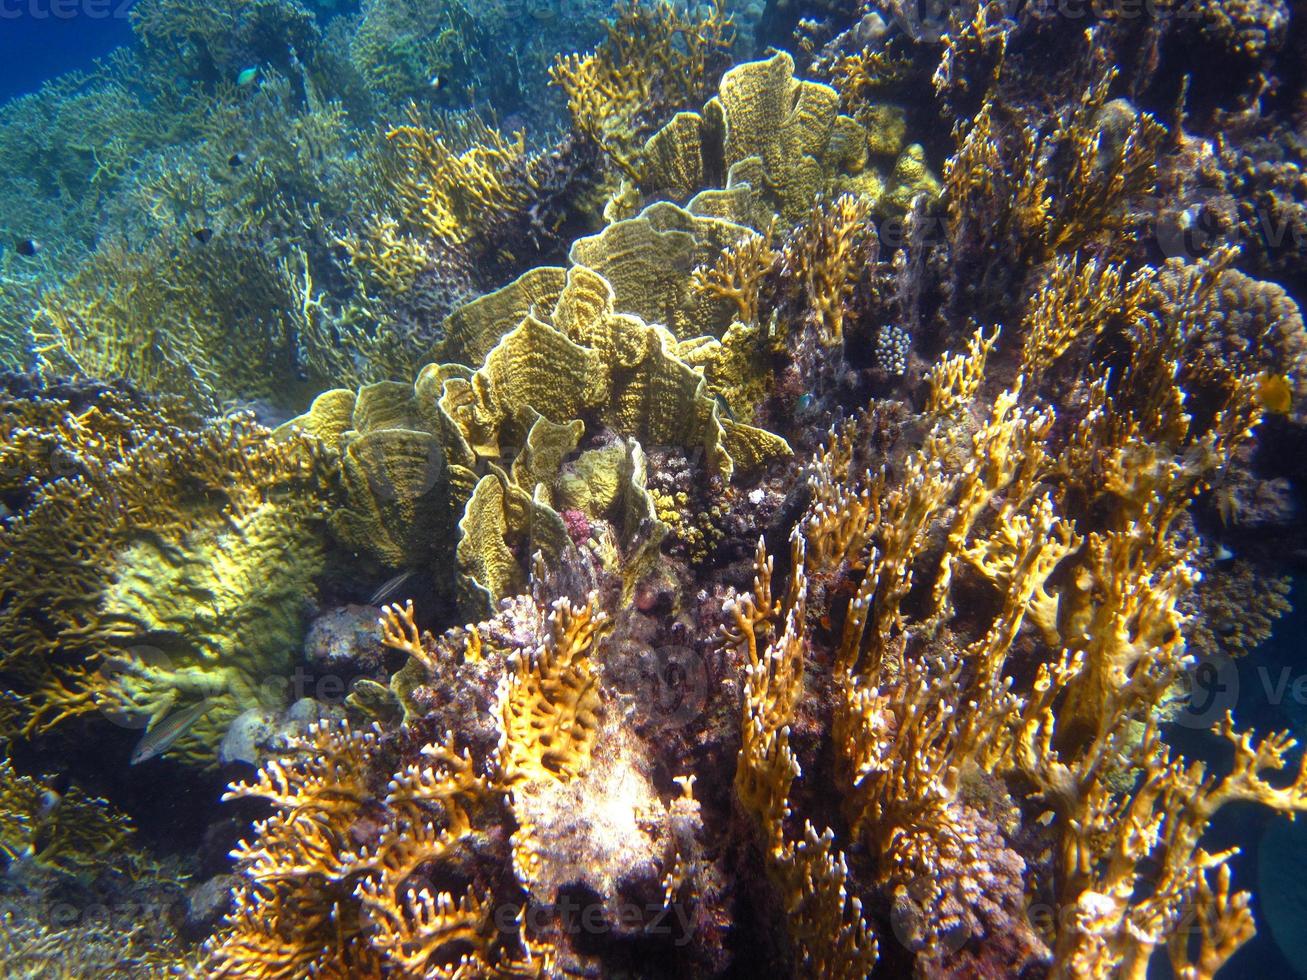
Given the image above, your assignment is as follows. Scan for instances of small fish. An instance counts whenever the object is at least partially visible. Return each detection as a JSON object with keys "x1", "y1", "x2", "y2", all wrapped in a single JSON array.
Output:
[
  {"x1": 16, "y1": 238, "x2": 39, "y2": 257},
  {"x1": 236, "y1": 67, "x2": 259, "y2": 87},
  {"x1": 130, "y1": 698, "x2": 214, "y2": 765},
  {"x1": 370, "y1": 569, "x2": 415, "y2": 606},
  {"x1": 228, "y1": 152, "x2": 245, "y2": 168},
  {"x1": 1259, "y1": 373, "x2": 1292, "y2": 415},
  {"x1": 429, "y1": 74, "x2": 446, "y2": 91},
  {"x1": 797, "y1": 393, "x2": 815, "y2": 411},
  {"x1": 193, "y1": 227, "x2": 214, "y2": 245}
]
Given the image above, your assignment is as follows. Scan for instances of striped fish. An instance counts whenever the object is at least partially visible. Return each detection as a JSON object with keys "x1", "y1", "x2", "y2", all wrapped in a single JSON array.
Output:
[{"x1": 130, "y1": 698, "x2": 215, "y2": 765}]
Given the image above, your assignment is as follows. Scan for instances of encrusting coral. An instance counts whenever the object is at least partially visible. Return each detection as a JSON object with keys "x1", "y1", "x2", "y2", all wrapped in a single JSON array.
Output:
[{"x1": 0, "y1": 380, "x2": 335, "y2": 763}]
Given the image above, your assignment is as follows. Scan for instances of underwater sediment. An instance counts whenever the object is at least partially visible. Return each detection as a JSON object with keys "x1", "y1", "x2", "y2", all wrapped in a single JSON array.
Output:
[{"x1": 1, "y1": 0, "x2": 1307, "y2": 977}]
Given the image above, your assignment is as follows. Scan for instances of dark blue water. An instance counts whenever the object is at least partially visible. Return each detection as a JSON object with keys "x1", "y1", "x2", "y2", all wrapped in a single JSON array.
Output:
[{"x1": 0, "y1": 4, "x2": 133, "y2": 103}]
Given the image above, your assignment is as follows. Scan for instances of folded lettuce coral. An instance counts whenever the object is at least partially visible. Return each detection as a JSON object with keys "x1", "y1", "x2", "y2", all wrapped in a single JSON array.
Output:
[
  {"x1": 457, "y1": 416, "x2": 670, "y2": 616},
  {"x1": 285, "y1": 381, "x2": 478, "y2": 574},
  {"x1": 293, "y1": 228, "x2": 792, "y2": 615},
  {"x1": 629, "y1": 51, "x2": 937, "y2": 228}
]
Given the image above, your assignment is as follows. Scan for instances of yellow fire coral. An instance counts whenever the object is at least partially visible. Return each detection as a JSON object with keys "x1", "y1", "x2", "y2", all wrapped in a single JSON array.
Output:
[
  {"x1": 721, "y1": 273, "x2": 1304, "y2": 976},
  {"x1": 943, "y1": 56, "x2": 1166, "y2": 265},
  {"x1": 496, "y1": 594, "x2": 606, "y2": 789},
  {"x1": 550, "y1": 0, "x2": 735, "y2": 176},
  {"x1": 781, "y1": 193, "x2": 873, "y2": 347},
  {"x1": 385, "y1": 109, "x2": 529, "y2": 248},
  {"x1": 689, "y1": 224, "x2": 778, "y2": 326},
  {"x1": 207, "y1": 719, "x2": 537, "y2": 978},
  {"x1": 0, "y1": 747, "x2": 133, "y2": 876},
  {"x1": 724, "y1": 537, "x2": 881, "y2": 978}
]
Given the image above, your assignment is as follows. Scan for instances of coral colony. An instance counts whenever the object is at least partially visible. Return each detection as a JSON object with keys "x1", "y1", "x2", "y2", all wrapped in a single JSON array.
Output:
[{"x1": 1, "y1": 0, "x2": 1306, "y2": 977}]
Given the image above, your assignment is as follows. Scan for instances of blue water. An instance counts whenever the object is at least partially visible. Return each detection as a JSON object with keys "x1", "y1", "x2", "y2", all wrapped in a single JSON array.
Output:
[{"x1": 0, "y1": 5, "x2": 133, "y2": 103}]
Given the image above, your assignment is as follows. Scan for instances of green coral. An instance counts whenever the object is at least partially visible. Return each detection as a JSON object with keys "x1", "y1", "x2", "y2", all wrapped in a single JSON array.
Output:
[
  {"x1": 0, "y1": 388, "x2": 334, "y2": 763},
  {"x1": 96, "y1": 500, "x2": 325, "y2": 764}
]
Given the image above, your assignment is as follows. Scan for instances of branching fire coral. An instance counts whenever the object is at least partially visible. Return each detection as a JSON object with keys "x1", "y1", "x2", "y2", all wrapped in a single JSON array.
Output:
[
  {"x1": 720, "y1": 268, "x2": 1306, "y2": 976},
  {"x1": 781, "y1": 194, "x2": 873, "y2": 347},
  {"x1": 207, "y1": 719, "x2": 517, "y2": 978},
  {"x1": 385, "y1": 110, "x2": 531, "y2": 251},
  {"x1": 689, "y1": 225, "x2": 778, "y2": 327},
  {"x1": 3, "y1": 6, "x2": 1306, "y2": 978},
  {"x1": 550, "y1": 0, "x2": 735, "y2": 176}
]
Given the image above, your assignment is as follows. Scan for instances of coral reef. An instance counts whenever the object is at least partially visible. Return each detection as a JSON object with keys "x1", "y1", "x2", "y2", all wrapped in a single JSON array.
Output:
[{"x1": 3, "y1": 2, "x2": 1307, "y2": 977}]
